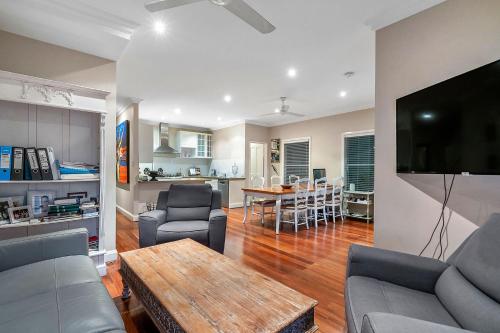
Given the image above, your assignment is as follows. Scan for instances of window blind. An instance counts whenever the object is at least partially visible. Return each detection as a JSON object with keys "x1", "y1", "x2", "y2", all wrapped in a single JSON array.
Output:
[
  {"x1": 284, "y1": 140, "x2": 310, "y2": 184},
  {"x1": 344, "y1": 135, "x2": 375, "y2": 191}
]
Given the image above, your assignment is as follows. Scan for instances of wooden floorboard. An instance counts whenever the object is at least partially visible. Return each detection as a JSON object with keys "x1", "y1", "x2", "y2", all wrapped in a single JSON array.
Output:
[{"x1": 103, "y1": 209, "x2": 374, "y2": 333}]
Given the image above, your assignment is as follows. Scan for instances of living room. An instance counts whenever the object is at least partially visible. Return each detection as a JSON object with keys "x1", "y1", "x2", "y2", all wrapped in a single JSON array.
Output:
[{"x1": 0, "y1": 1, "x2": 499, "y2": 333}]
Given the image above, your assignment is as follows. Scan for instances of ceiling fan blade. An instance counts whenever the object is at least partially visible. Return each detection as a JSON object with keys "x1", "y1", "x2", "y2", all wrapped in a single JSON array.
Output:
[
  {"x1": 223, "y1": 0, "x2": 276, "y2": 34},
  {"x1": 286, "y1": 112, "x2": 305, "y2": 117},
  {"x1": 145, "y1": 0, "x2": 203, "y2": 12}
]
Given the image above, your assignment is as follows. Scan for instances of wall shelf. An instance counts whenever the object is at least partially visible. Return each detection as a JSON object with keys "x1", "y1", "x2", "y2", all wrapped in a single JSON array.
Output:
[{"x1": 0, "y1": 179, "x2": 99, "y2": 184}]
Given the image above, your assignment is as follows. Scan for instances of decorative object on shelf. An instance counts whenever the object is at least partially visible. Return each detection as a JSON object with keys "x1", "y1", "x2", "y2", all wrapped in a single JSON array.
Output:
[
  {"x1": 0, "y1": 197, "x2": 13, "y2": 224},
  {"x1": 68, "y1": 191, "x2": 88, "y2": 203},
  {"x1": 27, "y1": 190, "x2": 56, "y2": 218},
  {"x1": 232, "y1": 163, "x2": 239, "y2": 176},
  {"x1": 116, "y1": 120, "x2": 130, "y2": 184},
  {"x1": 8, "y1": 205, "x2": 33, "y2": 224},
  {"x1": 148, "y1": 171, "x2": 159, "y2": 181}
]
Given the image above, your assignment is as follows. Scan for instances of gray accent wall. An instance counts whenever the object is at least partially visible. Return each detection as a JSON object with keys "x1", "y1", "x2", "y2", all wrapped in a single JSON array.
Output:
[{"x1": 375, "y1": 0, "x2": 500, "y2": 256}]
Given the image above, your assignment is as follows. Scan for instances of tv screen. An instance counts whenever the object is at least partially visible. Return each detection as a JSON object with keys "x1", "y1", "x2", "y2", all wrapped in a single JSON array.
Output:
[{"x1": 397, "y1": 59, "x2": 500, "y2": 175}]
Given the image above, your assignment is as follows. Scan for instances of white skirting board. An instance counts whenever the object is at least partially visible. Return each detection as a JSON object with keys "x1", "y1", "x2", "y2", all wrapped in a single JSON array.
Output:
[
  {"x1": 116, "y1": 204, "x2": 139, "y2": 221},
  {"x1": 229, "y1": 202, "x2": 244, "y2": 208},
  {"x1": 104, "y1": 249, "x2": 118, "y2": 262}
]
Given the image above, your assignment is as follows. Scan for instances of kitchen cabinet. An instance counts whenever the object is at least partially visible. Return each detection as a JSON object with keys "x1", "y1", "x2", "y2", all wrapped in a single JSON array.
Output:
[{"x1": 196, "y1": 133, "x2": 213, "y2": 158}]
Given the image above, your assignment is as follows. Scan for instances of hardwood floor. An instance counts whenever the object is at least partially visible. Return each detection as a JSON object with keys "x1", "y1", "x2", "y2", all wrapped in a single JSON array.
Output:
[{"x1": 103, "y1": 209, "x2": 374, "y2": 333}]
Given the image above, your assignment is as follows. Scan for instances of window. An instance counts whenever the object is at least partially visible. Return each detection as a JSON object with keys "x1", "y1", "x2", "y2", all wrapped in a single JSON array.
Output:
[
  {"x1": 344, "y1": 133, "x2": 375, "y2": 192},
  {"x1": 284, "y1": 139, "x2": 310, "y2": 183}
]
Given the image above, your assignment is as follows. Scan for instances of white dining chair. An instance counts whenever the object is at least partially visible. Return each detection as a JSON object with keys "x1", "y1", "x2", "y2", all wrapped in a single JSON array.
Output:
[
  {"x1": 308, "y1": 177, "x2": 328, "y2": 228},
  {"x1": 250, "y1": 175, "x2": 275, "y2": 225},
  {"x1": 271, "y1": 175, "x2": 281, "y2": 188},
  {"x1": 280, "y1": 178, "x2": 310, "y2": 232},
  {"x1": 326, "y1": 176, "x2": 345, "y2": 223}
]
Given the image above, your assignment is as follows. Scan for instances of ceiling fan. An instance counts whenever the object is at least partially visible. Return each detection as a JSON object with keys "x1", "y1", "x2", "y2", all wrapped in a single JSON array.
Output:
[
  {"x1": 145, "y1": 0, "x2": 276, "y2": 34},
  {"x1": 260, "y1": 97, "x2": 305, "y2": 118}
]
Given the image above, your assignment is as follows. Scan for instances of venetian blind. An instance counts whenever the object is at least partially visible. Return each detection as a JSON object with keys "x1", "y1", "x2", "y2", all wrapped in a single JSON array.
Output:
[
  {"x1": 284, "y1": 140, "x2": 310, "y2": 184},
  {"x1": 344, "y1": 134, "x2": 375, "y2": 191}
]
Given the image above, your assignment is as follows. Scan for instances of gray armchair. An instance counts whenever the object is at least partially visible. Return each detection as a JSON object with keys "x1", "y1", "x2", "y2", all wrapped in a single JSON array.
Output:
[
  {"x1": 139, "y1": 184, "x2": 227, "y2": 253},
  {"x1": 345, "y1": 213, "x2": 500, "y2": 333}
]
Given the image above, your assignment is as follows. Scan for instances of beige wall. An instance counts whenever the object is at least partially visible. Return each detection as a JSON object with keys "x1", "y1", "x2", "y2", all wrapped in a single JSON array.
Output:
[
  {"x1": 269, "y1": 108, "x2": 374, "y2": 182},
  {"x1": 210, "y1": 123, "x2": 246, "y2": 177},
  {"x1": 375, "y1": 0, "x2": 500, "y2": 256},
  {"x1": 0, "y1": 30, "x2": 118, "y2": 253},
  {"x1": 116, "y1": 104, "x2": 139, "y2": 218}
]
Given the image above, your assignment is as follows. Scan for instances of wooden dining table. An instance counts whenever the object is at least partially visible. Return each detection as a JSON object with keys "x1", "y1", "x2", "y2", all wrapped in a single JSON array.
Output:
[{"x1": 241, "y1": 185, "x2": 333, "y2": 234}]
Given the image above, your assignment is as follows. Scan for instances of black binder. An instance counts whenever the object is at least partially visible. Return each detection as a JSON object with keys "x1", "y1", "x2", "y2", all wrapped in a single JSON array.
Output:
[
  {"x1": 25, "y1": 148, "x2": 41, "y2": 180},
  {"x1": 11, "y1": 147, "x2": 24, "y2": 180},
  {"x1": 36, "y1": 148, "x2": 53, "y2": 180}
]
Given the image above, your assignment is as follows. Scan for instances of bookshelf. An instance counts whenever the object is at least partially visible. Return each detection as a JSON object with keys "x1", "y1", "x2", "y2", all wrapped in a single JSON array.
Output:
[{"x1": 0, "y1": 70, "x2": 109, "y2": 276}]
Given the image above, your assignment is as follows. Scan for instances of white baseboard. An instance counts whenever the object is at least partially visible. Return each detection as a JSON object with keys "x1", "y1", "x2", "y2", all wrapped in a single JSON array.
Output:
[
  {"x1": 96, "y1": 264, "x2": 107, "y2": 276},
  {"x1": 229, "y1": 202, "x2": 243, "y2": 208},
  {"x1": 104, "y1": 249, "x2": 118, "y2": 263},
  {"x1": 116, "y1": 205, "x2": 138, "y2": 221}
]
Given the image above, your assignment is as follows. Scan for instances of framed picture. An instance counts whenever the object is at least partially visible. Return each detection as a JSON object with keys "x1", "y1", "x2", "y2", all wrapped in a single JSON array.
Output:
[
  {"x1": 0, "y1": 197, "x2": 14, "y2": 224},
  {"x1": 68, "y1": 191, "x2": 87, "y2": 199},
  {"x1": 116, "y1": 120, "x2": 130, "y2": 184},
  {"x1": 8, "y1": 205, "x2": 33, "y2": 224},
  {"x1": 27, "y1": 191, "x2": 56, "y2": 218}
]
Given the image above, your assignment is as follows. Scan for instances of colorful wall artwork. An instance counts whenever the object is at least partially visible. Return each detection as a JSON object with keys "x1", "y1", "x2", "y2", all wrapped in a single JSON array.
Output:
[{"x1": 116, "y1": 120, "x2": 129, "y2": 184}]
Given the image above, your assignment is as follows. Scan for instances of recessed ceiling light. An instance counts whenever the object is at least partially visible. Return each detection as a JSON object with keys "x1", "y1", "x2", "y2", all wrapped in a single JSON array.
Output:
[
  {"x1": 274, "y1": 108, "x2": 280, "y2": 113},
  {"x1": 154, "y1": 20, "x2": 166, "y2": 35},
  {"x1": 339, "y1": 90, "x2": 347, "y2": 98},
  {"x1": 224, "y1": 95, "x2": 232, "y2": 103},
  {"x1": 174, "y1": 108, "x2": 181, "y2": 114},
  {"x1": 287, "y1": 68, "x2": 297, "y2": 78},
  {"x1": 217, "y1": 116, "x2": 222, "y2": 121}
]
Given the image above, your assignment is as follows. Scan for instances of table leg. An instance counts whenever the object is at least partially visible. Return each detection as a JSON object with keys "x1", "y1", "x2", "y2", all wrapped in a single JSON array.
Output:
[
  {"x1": 243, "y1": 193, "x2": 248, "y2": 224},
  {"x1": 121, "y1": 278, "x2": 131, "y2": 300},
  {"x1": 275, "y1": 196, "x2": 281, "y2": 234}
]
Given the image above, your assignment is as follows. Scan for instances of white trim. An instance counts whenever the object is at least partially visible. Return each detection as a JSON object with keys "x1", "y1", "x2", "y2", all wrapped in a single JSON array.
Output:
[
  {"x1": 341, "y1": 129, "x2": 375, "y2": 179},
  {"x1": 248, "y1": 141, "x2": 268, "y2": 184},
  {"x1": 281, "y1": 137, "x2": 312, "y2": 182},
  {"x1": 96, "y1": 264, "x2": 107, "y2": 276},
  {"x1": 116, "y1": 205, "x2": 139, "y2": 222},
  {"x1": 104, "y1": 249, "x2": 118, "y2": 263},
  {"x1": 229, "y1": 202, "x2": 244, "y2": 208}
]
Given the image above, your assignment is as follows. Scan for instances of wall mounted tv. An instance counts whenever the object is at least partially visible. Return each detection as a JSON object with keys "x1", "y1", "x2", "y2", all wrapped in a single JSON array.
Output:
[{"x1": 396, "y1": 59, "x2": 500, "y2": 175}]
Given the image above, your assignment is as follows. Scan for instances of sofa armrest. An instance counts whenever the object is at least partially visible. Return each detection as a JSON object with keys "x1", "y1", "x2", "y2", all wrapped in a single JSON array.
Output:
[
  {"x1": 0, "y1": 228, "x2": 88, "y2": 272},
  {"x1": 139, "y1": 210, "x2": 167, "y2": 248},
  {"x1": 209, "y1": 209, "x2": 227, "y2": 254},
  {"x1": 347, "y1": 244, "x2": 448, "y2": 293},
  {"x1": 361, "y1": 313, "x2": 476, "y2": 333}
]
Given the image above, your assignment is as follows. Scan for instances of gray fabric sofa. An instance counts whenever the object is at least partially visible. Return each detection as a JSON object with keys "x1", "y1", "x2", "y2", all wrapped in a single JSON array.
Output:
[
  {"x1": 345, "y1": 213, "x2": 500, "y2": 333},
  {"x1": 139, "y1": 184, "x2": 227, "y2": 253},
  {"x1": 0, "y1": 228, "x2": 125, "y2": 333}
]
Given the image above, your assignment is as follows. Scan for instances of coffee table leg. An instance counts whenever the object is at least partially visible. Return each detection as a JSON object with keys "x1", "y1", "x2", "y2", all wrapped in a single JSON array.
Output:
[{"x1": 121, "y1": 278, "x2": 131, "y2": 300}]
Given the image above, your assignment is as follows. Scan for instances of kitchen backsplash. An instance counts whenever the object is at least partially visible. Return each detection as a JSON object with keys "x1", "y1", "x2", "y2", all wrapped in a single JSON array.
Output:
[
  {"x1": 209, "y1": 159, "x2": 245, "y2": 178},
  {"x1": 140, "y1": 157, "x2": 211, "y2": 176}
]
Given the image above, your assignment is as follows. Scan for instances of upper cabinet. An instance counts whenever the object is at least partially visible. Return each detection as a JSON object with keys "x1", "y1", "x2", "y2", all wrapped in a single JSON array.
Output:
[{"x1": 176, "y1": 130, "x2": 213, "y2": 159}]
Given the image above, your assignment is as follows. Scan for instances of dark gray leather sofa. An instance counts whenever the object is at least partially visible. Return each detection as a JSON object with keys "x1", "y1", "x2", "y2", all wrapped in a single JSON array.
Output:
[
  {"x1": 0, "y1": 228, "x2": 125, "y2": 333},
  {"x1": 345, "y1": 213, "x2": 500, "y2": 333},
  {"x1": 139, "y1": 184, "x2": 227, "y2": 253}
]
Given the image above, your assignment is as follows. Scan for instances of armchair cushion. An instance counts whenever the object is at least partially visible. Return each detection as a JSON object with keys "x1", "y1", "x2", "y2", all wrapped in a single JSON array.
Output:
[
  {"x1": 157, "y1": 220, "x2": 209, "y2": 245},
  {"x1": 346, "y1": 276, "x2": 459, "y2": 333},
  {"x1": 360, "y1": 313, "x2": 475, "y2": 333},
  {"x1": 166, "y1": 184, "x2": 213, "y2": 221},
  {"x1": 347, "y1": 244, "x2": 448, "y2": 293}
]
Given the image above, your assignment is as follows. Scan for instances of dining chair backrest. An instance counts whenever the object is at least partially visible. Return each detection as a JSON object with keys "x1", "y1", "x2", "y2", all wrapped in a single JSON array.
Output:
[
  {"x1": 289, "y1": 174, "x2": 299, "y2": 185},
  {"x1": 332, "y1": 176, "x2": 344, "y2": 199},
  {"x1": 251, "y1": 175, "x2": 265, "y2": 188},
  {"x1": 294, "y1": 178, "x2": 310, "y2": 210},
  {"x1": 314, "y1": 177, "x2": 328, "y2": 206},
  {"x1": 271, "y1": 175, "x2": 281, "y2": 188}
]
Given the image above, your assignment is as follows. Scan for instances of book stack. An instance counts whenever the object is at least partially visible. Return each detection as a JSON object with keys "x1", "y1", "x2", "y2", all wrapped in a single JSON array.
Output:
[
  {"x1": 81, "y1": 202, "x2": 99, "y2": 218},
  {"x1": 88, "y1": 236, "x2": 99, "y2": 251},
  {"x1": 47, "y1": 203, "x2": 80, "y2": 218},
  {"x1": 59, "y1": 162, "x2": 99, "y2": 180}
]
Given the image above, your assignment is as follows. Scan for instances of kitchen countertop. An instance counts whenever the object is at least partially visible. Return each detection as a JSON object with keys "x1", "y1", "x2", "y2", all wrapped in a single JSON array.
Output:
[{"x1": 137, "y1": 176, "x2": 246, "y2": 183}]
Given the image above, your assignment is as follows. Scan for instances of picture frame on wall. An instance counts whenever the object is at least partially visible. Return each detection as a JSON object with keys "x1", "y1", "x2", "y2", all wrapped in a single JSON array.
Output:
[
  {"x1": 8, "y1": 205, "x2": 33, "y2": 224},
  {"x1": 0, "y1": 197, "x2": 14, "y2": 225},
  {"x1": 116, "y1": 120, "x2": 130, "y2": 184}
]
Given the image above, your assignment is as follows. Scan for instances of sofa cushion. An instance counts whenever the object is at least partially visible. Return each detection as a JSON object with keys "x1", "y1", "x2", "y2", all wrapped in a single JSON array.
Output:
[
  {"x1": 436, "y1": 266, "x2": 500, "y2": 333},
  {"x1": 167, "y1": 207, "x2": 211, "y2": 222},
  {"x1": 157, "y1": 221, "x2": 209, "y2": 245},
  {"x1": 345, "y1": 276, "x2": 459, "y2": 333},
  {"x1": 449, "y1": 213, "x2": 500, "y2": 303},
  {"x1": 0, "y1": 255, "x2": 125, "y2": 333}
]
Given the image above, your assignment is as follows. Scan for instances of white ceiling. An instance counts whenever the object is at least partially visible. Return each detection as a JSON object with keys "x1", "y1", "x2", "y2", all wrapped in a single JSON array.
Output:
[{"x1": 0, "y1": 0, "x2": 444, "y2": 128}]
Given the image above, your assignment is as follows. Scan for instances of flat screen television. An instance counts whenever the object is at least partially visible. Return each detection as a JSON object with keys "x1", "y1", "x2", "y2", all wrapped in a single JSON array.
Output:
[{"x1": 396, "y1": 59, "x2": 500, "y2": 175}]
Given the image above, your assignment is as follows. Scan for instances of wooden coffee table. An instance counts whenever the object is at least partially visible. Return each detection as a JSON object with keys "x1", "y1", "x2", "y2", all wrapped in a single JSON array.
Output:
[{"x1": 120, "y1": 239, "x2": 318, "y2": 333}]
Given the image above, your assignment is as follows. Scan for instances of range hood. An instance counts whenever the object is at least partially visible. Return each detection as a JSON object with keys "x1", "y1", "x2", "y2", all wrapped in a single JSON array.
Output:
[{"x1": 153, "y1": 123, "x2": 179, "y2": 155}]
